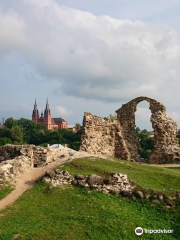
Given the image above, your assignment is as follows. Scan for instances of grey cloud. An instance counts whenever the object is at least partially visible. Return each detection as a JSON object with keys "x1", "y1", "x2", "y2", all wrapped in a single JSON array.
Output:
[{"x1": 0, "y1": 0, "x2": 180, "y2": 103}]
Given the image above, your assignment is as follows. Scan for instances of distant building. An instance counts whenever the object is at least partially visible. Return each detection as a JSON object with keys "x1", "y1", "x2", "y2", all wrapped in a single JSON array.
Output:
[
  {"x1": 32, "y1": 99, "x2": 77, "y2": 131},
  {"x1": 32, "y1": 99, "x2": 68, "y2": 130},
  {"x1": 68, "y1": 125, "x2": 77, "y2": 132}
]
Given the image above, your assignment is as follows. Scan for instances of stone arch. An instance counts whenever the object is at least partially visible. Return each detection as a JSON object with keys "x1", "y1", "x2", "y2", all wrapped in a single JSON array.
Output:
[{"x1": 115, "y1": 96, "x2": 180, "y2": 163}]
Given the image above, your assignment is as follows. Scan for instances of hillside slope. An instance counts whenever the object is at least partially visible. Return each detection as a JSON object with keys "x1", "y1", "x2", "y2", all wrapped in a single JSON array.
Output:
[{"x1": 0, "y1": 157, "x2": 180, "y2": 240}]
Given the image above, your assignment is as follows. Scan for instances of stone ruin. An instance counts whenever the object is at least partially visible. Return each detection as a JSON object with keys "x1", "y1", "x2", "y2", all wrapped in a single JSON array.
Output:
[
  {"x1": 43, "y1": 169, "x2": 180, "y2": 208},
  {"x1": 80, "y1": 96, "x2": 180, "y2": 164},
  {"x1": 0, "y1": 144, "x2": 64, "y2": 184}
]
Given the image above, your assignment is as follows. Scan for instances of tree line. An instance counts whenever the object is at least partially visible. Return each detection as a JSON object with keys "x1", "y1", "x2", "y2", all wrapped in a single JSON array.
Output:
[
  {"x1": 0, "y1": 118, "x2": 82, "y2": 151},
  {"x1": 1, "y1": 117, "x2": 180, "y2": 159}
]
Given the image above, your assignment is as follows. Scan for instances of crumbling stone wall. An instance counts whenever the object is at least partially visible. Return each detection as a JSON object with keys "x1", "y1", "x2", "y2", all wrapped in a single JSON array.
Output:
[
  {"x1": 80, "y1": 113, "x2": 129, "y2": 156},
  {"x1": 0, "y1": 144, "x2": 49, "y2": 164},
  {"x1": 81, "y1": 96, "x2": 180, "y2": 164},
  {"x1": 80, "y1": 113, "x2": 115, "y2": 155},
  {"x1": 0, "y1": 144, "x2": 63, "y2": 184}
]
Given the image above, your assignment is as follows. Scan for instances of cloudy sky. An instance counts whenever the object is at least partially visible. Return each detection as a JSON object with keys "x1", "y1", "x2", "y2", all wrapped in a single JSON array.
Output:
[{"x1": 0, "y1": 0, "x2": 180, "y2": 130}]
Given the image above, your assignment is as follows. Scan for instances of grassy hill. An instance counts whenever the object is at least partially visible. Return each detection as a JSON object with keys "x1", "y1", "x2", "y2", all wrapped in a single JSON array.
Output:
[{"x1": 0, "y1": 157, "x2": 180, "y2": 240}]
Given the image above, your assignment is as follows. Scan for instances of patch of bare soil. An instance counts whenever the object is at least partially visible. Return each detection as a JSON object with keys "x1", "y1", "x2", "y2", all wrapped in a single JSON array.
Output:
[
  {"x1": 148, "y1": 164, "x2": 180, "y2": 168},
  {"x1": 0, "y1": 151, "x2": 108, "y2": 212},
  {"x1": 0, "y1": 155, "x2": 70, "y2": 212}
]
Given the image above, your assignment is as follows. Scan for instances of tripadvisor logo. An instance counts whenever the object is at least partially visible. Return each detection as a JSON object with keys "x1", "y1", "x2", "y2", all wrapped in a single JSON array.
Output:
[
  {"x1": 135, "y1": 227, "x2": 173, "y2": 235},
  {"x1": 135, "y1": 227, "x2": 143, "y2": 235}
]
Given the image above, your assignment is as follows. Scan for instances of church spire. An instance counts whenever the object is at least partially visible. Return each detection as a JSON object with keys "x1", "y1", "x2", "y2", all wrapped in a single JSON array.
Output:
[
  {"x1": 44, "y1": 98, "x2": 51, "y2": 115},
  {"x1": 32, "y1": 98, "x2": 39, "y2": 115}
]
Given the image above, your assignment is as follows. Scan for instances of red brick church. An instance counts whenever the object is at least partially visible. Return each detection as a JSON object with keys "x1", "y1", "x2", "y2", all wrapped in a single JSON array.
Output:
[{"x1": 32, "y1": 99, "x2": 68, "y2": 130}]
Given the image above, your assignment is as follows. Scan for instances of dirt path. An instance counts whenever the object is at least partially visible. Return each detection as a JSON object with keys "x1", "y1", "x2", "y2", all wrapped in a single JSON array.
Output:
[
  {"x1": 148, "y1": 164, "x2": 180, "y2": 168},
  {"x1": 0, "y1": 156, "x2": 71, "y2": 212},
  {"x1": 0, "y1": 151, "x2": 106, "y2": 212},
  {"x1": 1, "y1": 151, "x2": 179, "y2": 212}
]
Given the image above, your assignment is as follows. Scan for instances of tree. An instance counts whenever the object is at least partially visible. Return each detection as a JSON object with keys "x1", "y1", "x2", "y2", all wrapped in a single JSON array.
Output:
[
  {"x1": 4, "y1": 118, "x2": 18, "y2": 128},
  {"x1": 10, "y1": 126, "x2": 23, "y2": 143},
  {"x1": 141, "y1": 129, "x2": 148, "y2": 134},
  {"x1": 69, "y1": 141, "x2": 81, "y2": 151},
  {"x1": 0, "y1": 127, "x2": 11, "y2": 139},
  {"x1": 75, "y1": 123, "x2": 81, "y2": 130},
  {"x1": 17, "y1": 118, "x2": 46, "y2": 144},
  {"x1": 0, "y1": 137, "x2": 12, "y2": 146},
  {"x1": 136, "y1": 130, "x2": 154, "y2": 159},
  {"x1": 1, "y1": 117, "x2": 82, "y2": 148},
  {"x1": 135, "y1": 127, "x2": 141, "y2": 133},
  {"x1": 46, "y1": 130, "x2": 63, "y2": 145}
]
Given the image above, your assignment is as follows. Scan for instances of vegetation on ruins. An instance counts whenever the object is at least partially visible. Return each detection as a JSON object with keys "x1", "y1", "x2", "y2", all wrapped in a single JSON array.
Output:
[
  {"x1": 0, "y1": 118, "x2": 82, "y2": 150},
  {"x1": 0, "y1": 157, "x2": 180, "y2": 239},
  {"x1": 106, "y1": 112, "x2": 117, "y2": 119}
]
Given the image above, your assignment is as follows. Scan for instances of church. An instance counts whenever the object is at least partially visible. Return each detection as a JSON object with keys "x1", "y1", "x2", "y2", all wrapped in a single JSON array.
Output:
[{"x1": 32, "y1": 99, "x2": 68, "y2": 130}]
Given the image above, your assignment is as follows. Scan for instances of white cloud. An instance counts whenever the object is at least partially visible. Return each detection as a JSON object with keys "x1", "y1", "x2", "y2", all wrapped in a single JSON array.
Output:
[
  {"x1": 0, "y1": 0, "x2": 180, "y2": 104},
  {"x1": 55, "y1": 106, "x2": 73, "y2": 116}
]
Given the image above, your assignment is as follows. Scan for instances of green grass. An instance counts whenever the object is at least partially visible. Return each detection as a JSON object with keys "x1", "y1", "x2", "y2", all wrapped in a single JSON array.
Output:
[
  {"x1": 0, "y1": 183, "x2": 13, "y2": 200},
  {"x1": 0, "y1": 182, "x2": 179, "y2": 240},
  {"x1": 0, "y1": 157, "x2": 180, "y2": 240},
  {"x1": 60, "y1": 157, "x2": 180, "y2": 191}
]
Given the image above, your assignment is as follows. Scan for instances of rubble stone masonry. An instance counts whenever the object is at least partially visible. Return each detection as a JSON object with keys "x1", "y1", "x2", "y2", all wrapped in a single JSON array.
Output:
[
  {"x1": 0, "y1": 144, "x2": 61, "y2": 183},
  {"x1": 80, "y1": 97, "x2": 180, "y2": 164}
]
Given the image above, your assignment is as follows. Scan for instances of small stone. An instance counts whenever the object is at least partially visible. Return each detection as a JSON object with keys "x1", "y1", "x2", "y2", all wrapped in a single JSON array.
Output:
[
  {"x1": 78, "y1": 179, "x2": 86, "y2": 187},
  {"x1": 145, "y1": 194, "x2": 150, "y2": 199},
  {"x1": 101, "y1": 189, "x2": 109, "y2": 194},
  {"x1": 135, "y1": 191, "x2": 144, "y2": 199},
  {"x1": 63, "y1": 170, "x2": 69, "y2": 176},
  {"x1": 110, "y1": 188, "x2": 120, "y2": 196},
  {"x1": 75, "y1": 174, "x2": 86, "y2": 180},
  {"x1": 71, "y1": 180, "x2": 78, "y2": 185},
  {"x1": 152, "y1": 199, "x2": 160, "y2": 204},
  {"x1": 87, "y1": 174, "x2": 102, "y2": 186},
  {"x1": 165, "y1": 206, "x2": 171, "y2": 209},
  {"x1": 176, "y1": 192, "x2": 180, "y2": 198},
  {"x1": 121, "y1": 191, "x2": 132, "y2": 197},
  {"x1": 13, "y1": 233, "x2": 20, "y2": 239},
  {"x1": 91, "y1": 184, "x2": 98, "y2": 189},
  {"x1": 158, "y1": 195, "x2": 164, "y2": 201},
  {"x1": 69, "y1": 152, "x2": 74, "y2": 156},
  {"x1": 55, "y1": 169, "x2": 62, "y2": 174},
  {"x1": 166, "y1": 202, "x2": 173, "y2": 207},
  {"x1": 168, "y1": 196, "x2": 174, "y2": 200},
  {"x1": 46, "y1": 170, "x2": 55, "y2": 178}
]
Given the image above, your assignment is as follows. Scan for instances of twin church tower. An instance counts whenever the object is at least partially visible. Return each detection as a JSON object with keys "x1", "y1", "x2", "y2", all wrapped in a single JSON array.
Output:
[{"x1": 32, "y1": 99, "x2": 68, "y2": 130}]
